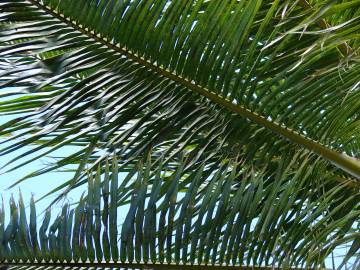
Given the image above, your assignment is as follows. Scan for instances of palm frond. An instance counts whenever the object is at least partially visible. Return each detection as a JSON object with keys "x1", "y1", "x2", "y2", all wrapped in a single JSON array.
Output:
[
  {"x1": 0, "y1": 0, "x2": 359, "y2": 191},
  {"x1": 0, "y1": 154, "x2": 359, "y2": 269}
]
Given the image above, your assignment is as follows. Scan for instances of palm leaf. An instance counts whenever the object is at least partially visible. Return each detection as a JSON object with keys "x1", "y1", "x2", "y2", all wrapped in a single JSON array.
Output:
[
  {"x1": 0, "y1": 0, "x2": 359, "y2": 188},
  {"x1": 0, "y1": 154, "x2": 359, "y2": 269}
]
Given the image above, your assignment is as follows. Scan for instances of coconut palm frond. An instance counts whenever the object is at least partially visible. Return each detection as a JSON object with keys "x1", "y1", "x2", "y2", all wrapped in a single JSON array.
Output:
[
  {"x1": 0, "y1": 0, "x2": 359, "y2": 193},
  {"x1": 0, "y1": 154, "x2": 359, "y2": 269}
]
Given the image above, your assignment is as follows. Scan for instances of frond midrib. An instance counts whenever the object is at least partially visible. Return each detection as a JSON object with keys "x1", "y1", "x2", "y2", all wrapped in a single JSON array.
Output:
[{"x1": 27, "y1": 0, "x2": 360, "y2": 180}]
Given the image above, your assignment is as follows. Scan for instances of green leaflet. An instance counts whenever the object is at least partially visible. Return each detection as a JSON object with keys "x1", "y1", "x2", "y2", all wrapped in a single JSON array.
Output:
[
  {"x1": 72, "y1": 194, "x2": 84, "y2": 263},
  {"x1": 102, "y1": 161, "x2": 111, "y2": 262},
  {"x1": 18, "y1": 192, "x2": 33, "y2": 261},
  {"x1": 0, "y1": 197, "x2": 7, "y2": 259},
  {"x1": 85, "y1": 173, "x2": 95, "y2": 262},
  {"x1": 29, "y1": 196, "x2": 41, "y2": 260},
  {"x1": 109, "y1": 155, "x2": 119, "y2": 262},
  {"x1": 93, "y1": 167, "x2": 103, "y2": 262},
  {"x1": 39, "y1": 208, "x2": 51, "y2": 262}
]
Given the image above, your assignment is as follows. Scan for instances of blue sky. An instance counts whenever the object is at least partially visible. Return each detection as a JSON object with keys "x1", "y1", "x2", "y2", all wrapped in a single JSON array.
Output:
[{"x1": 0, "y1": 113, "x2": 84, "y2": 214}]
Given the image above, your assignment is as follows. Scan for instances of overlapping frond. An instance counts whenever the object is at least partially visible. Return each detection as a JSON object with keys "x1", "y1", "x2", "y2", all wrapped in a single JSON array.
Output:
[
  {"x1": 35, "y1": 0, "x2": 360, "y2": 156},
  {"x1": 0, "y1": 0, "x2": 359, "y2": 185},
  {"x1": 0, "y1": 154, "x2": 359, "y2": 269}
]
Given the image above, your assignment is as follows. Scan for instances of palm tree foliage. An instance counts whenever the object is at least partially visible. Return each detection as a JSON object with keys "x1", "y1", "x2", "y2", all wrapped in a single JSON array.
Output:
[
  {"x1": 0, "y1": 0, "x2": 360, "y2": 269},
  {"x1": 0, "y1": 154, "x2": 359, "y2": 269}
]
